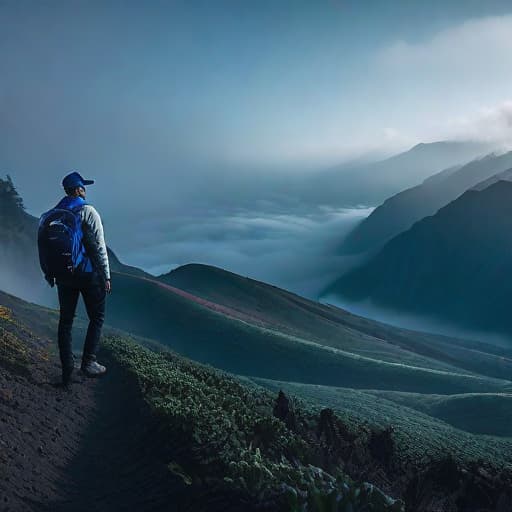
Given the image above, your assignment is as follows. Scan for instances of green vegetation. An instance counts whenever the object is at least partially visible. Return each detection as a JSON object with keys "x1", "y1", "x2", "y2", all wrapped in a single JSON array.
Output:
[
  {"x1": 0, "y1": 175, "x2": 26, "y2": 220},
  {"x1": 367, "y1": 390, "x2": 512, "y2": 437},
  {"x1": 158, "y1": 263, "x2": 512, "y2": 382},
  {"x1": 0, "y1": 305, "x2": 13, "y2": 322},
  {"x1": 0, "y1": 290, "x2": 61, "y2": 341},
  {"x1": 253, "y1": 379, "x2": 512, "y2": 468},
  {"x1": 103, "y1": 335, "x2": 404, "y2": 511},
  {"x1": 105, "y1": 272, "x2": 511, "y2": 396},
  {"x1": 0, "y1": 306, "x2": 31, "y2": 374}
]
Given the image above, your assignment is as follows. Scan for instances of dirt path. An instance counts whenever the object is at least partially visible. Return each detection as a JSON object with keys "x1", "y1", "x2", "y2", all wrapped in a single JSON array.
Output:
[
  {"x1": 41, "y1": 358, "x2": 186, "y2": 512},
  {"x1": 0, "y1": 330, "x2": 97, "y2": 511}
]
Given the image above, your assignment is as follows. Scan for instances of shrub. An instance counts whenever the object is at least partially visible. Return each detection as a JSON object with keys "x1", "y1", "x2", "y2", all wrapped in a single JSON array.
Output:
[{"x1": 102, "y1": 336, "x2": 404, "y2": 511}]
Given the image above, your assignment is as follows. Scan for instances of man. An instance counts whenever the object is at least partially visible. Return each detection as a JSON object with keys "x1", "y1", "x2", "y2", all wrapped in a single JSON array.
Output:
[{"x1": 38, "y1": 171, "x2": 112, "y2": 387}]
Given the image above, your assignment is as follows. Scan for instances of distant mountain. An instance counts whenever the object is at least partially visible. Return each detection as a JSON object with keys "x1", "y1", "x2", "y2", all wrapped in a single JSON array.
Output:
[
  {"x1": 341, "y1": 151, "x2": 512, "y2": 254},
  {"x1": 325, "y1": 179, "x2": 512, "y2": 335},
  {"x1": 470, "y1": 167, "x2": 512, "y2": 191},
  {"x1": 299, "y1": 140, "x2": 492, "y2": 207}
]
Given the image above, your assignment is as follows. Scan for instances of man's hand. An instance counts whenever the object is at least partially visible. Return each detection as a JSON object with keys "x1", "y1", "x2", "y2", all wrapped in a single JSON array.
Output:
[
  {"x1": 105, "y1": 279, "x2": 112, "y2": 294},
  {"x1": 45, "y1": 275, "x2": 55, "y2": 287}
]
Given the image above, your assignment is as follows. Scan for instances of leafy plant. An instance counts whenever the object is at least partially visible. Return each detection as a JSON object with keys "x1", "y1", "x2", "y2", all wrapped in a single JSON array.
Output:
[{"x1": 102, "y1": 336, "x2": 403, "y2": 511}]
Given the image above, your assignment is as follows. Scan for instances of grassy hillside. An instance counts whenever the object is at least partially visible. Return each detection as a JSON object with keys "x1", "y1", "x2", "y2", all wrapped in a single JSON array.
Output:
[
  {"x1": 101, "y1": 335, "x2": 406, "y2": 511},
  {"x1": 252, "y1": 379, "x2": 512, "y2": 455},
  {"x1": 158, "y1": 263, "x2": 512, "y2": 381},
  {"x1": 366, "y1": 390, "x2": 512, "y2": 437},
  {"x1": 103, "y1": 272, "x2": 512, "y2": 395}
]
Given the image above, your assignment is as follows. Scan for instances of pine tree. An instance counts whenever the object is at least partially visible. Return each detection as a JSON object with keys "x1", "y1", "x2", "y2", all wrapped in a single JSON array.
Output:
[{"x1": 0, "y1": 174, "x2": 26, "y2": 219}]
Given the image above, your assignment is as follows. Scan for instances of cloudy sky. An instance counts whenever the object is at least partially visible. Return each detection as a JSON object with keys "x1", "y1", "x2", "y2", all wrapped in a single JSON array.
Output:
[{"x1": 2, "y1": 0, "x2": 512, "y2": 294}]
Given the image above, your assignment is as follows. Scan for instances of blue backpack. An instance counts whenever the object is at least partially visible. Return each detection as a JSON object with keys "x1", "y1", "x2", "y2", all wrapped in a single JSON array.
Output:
[{"x1": 38, "y1": 196, "x2": 92, "y2": 278}]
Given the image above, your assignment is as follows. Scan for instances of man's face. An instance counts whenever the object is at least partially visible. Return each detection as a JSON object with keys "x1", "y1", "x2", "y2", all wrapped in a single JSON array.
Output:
[{"x1": 78, "y1": 186, "x2": 86, "y2": 198}]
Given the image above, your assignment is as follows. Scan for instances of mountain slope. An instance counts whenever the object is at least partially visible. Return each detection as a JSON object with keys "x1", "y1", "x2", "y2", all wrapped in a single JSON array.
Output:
[
  {"x1": 158, "y1": 263, "x2": 512, "y2": 381},
  {"x1": 253, "y1": 379, "x2": 512, "y2": 454},
  {"x1": 341, "y1": 151, "x2": 512, "y2": 254},
  {"x1": 365, "y1": 390, "x2": 512, "y2": 437},
  {"x1": 326, "y1": 179, "x2": 512, "y2": 335},
  {"x1": 106, "y1": 271, "x2": 512, "y2": 394}
]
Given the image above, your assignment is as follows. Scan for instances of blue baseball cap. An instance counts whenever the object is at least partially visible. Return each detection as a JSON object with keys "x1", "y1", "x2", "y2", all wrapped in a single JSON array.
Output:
[{"x1": 62, "y1": 171, "x2": 95, "y2": 189}]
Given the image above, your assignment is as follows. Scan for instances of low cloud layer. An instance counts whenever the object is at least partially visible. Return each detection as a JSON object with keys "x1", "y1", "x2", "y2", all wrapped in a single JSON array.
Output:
[
  {"x1": 116, "y1": 206, "x2": 372, "y2": 298},
  {"x1": 321, "y1": 294, "x2": 512, "y2": 349}
]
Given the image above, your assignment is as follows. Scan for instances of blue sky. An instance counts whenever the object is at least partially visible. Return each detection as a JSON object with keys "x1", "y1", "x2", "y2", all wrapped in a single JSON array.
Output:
[{"x1": 2, "y1": 0, "x2": 512, "y2": 290}]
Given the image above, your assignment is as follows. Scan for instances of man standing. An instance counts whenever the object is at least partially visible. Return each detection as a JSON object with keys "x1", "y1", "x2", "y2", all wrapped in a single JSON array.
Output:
[{"x1": 38, "y1": 171, "x2": 111, "y2": 387}]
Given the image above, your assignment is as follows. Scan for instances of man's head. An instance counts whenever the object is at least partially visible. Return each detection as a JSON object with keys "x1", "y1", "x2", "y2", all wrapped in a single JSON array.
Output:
[
  {"x1": 65, "y1": 185, "x2": 86, "y2": 198},
  {"x1": 62, "y1": 171, "x2": 95, "y2": 198}
]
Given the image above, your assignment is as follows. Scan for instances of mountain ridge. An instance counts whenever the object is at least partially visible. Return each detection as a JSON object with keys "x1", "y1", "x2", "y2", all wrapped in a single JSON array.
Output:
[
  {"x1": 300, "y1": 139, "x2": 492, "y2": 207},
  {"x1": 326, "y1": 179, "x2": 512, "y2": 335},
  {"x1": 341, "y1": 151, "x2": 512, "y2": 254}
]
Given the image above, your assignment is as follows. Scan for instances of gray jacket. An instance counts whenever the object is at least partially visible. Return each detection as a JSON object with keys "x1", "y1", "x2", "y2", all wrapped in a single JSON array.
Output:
[{"x1": 79, "y1": 205, "x2": 111, "y2": 281}]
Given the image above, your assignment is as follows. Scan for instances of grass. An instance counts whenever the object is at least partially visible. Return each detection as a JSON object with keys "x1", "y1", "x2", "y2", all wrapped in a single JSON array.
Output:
[
  {"x1": 251, "y1": 378, "x2": 512, "y2": 469},
  {"x1": 366, "y1": 390, "x2": 512, "y2": 437},
  {"x1": 158, "y1": 263, "x2": 512, "y2": 381},
  {"x1": 0, "y1": 306, "x2": 30, "y2": 373},
  {"x1": 0, "y1": 305, "x2": 13, "y2": 322},
  {"x1": 103, "y1": 272, "x2": 512, "y2": 396},
  {"x1": 0, "y1": 325, "x2": 30, "y2": 371}
]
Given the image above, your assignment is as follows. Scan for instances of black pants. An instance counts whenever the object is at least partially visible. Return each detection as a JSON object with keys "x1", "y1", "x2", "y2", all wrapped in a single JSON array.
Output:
[{"x1": 56, "y1": 271, "x2": 106, "y2": 374}]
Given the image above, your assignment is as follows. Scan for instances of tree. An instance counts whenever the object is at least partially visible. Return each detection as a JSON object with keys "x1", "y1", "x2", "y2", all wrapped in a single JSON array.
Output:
[{"x1": 0, "y1": 174, "x2": 26, "y2": 219}]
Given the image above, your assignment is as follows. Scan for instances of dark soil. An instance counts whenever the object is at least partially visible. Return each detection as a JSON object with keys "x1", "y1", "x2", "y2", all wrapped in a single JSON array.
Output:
[
  {"x1": 0, "y1": 320, "x2": 97, "y2": 512},
  {"x1": 39, "y1": 361, "x2": 181, "y2": 511}
]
